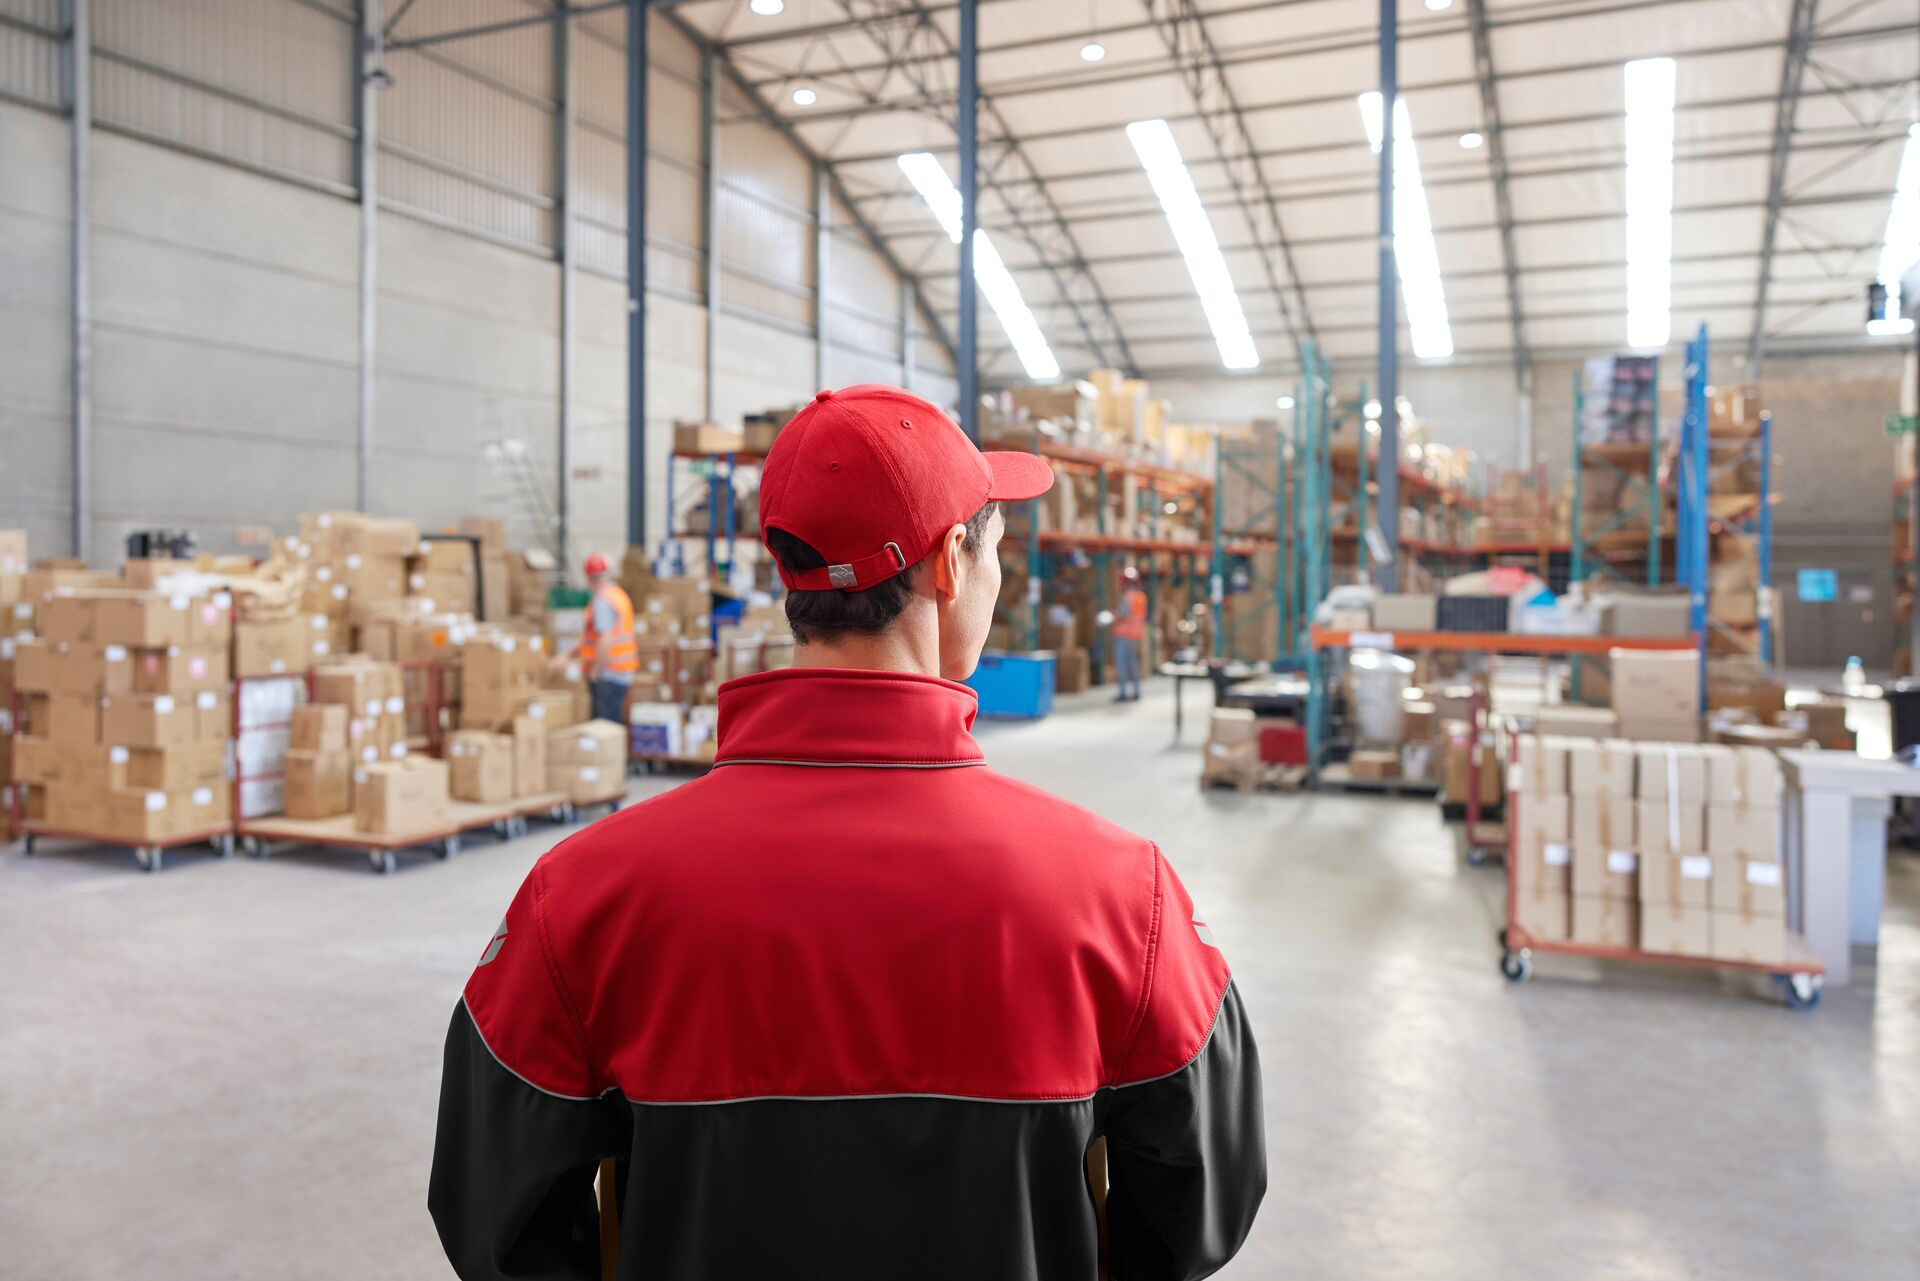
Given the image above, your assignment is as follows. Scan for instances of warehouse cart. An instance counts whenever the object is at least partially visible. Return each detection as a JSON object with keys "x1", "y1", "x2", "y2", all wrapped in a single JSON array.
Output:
[
  {"x1": 19, "y1": 825, "x2": 234, "y2": 874},
  {"x1": 241, "y1": 792, "x2": 578, "y2": 874},
  {"x1": 1497, "y1": 744, "x2": 1825, "y2": 1010}
]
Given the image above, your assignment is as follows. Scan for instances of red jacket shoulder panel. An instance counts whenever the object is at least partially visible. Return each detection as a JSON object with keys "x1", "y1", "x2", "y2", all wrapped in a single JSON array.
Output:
[{"x1": 1114, "y1": 849, "x2": 1233, "y2": 1084}]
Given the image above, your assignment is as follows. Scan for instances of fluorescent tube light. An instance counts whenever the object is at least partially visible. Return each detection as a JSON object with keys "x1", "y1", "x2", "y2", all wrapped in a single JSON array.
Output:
[
  {"x1": 1356, "y1": 93, "x2": 1454, "y2": 359},
  {"x1": 1871, "y1": 124, "x2": 1920, "y2": 334},
  {"x1": 1126, "y1": 118, "x2": 1259, "y2": 370},
  {"x1": 897, "y1": 152, "x2": 1061, "y2": 381},
  {"x1": 1624, "y1": 58, "x2": 1676, "y2": 349}
]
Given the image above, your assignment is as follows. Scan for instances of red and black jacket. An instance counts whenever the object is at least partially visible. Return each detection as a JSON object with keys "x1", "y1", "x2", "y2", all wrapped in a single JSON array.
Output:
[{"x1": 430, "y1": 667, "x2": 1264, "y2": 1280}]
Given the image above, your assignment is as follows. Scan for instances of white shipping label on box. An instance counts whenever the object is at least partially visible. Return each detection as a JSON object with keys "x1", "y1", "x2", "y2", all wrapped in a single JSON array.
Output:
[
  {"x1": 528, "y1": 703, "x2": 547, "y2": 719},
  {"x1": 1681, "y1": 856, "x2": 1712, "y2": 880},
  {"x1": 580, "y1": 766, "x2": 600, "y2": 782},
  {"x1": 577, "y1": 736, "x2": 596, "y2": 752},
  {"x1": 144, "y1": 792, "x2": 167, "y2": 812},
  {"x1": 103, "y1": 644, "x2": 127, "y2": 662},
  {"x1": 361, "y1": 746, "x2": 377, "y2": 763},
  {"x1": 109, "y1": 746, "x2": 129, "y2": 764},
  {"x1": 196, "y1": 691, "x2": 216, "y2": 710},
  {"x1": 385, "y1": 696, "x2": 403, "y2": 715},
  {"x1": 169, "y1": 594, "x2": 189, "y2": 611},
  {"x1": 564, "y1": 662, "x2": 581, "y2": 682},
  {"x1": 1747, "y1": 862, "x2": 1782, "y2": 887},
  {"x1": 364, "y1": 699, "x2": 380, "y2": 717},
  {"x1": 192, "y1": 787, "x2": 213, "y2": 806},
  {"x1": 346, "y1": 554, "x2": 362, "y2": 569},
  {"x1": 269, "y1": 659, "x2": 286, "y2": 673},
  {"x1": 154, "y1": 695, "x2": 175, "y2": 714},
  {"x1": 1544, "y1": 843, "x2": 1571, "y2": 866},
  {"x1": 1607, "y1": 850, "x2": 1637, "y2": 875},
  {"x1": 313, "y1": 641, "x2": 330, "y2": 657},
  {"x1": 390, "y1": 743, "x2": 406, "y2": 759},
  {"x1": 409, "y1": 574, "x2": 425, "y2": 591},
  {"x1": 188, "y1": 656, "x2": 208, "y2": 679},
  {"x1": 310, "y1": 615, "x2": 326, "y2": 631},
  {"x1": 316, "y1": 565, "x2": 332, "y2": 582},
  {"x1": 331, "y1": 584, "x2": 346, "y2": 601}
]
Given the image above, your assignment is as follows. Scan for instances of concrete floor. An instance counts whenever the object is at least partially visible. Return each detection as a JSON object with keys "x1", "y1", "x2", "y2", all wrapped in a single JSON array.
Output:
[{"x1": 3, "y1": 680, "x2": 1917, "y2": 1280}]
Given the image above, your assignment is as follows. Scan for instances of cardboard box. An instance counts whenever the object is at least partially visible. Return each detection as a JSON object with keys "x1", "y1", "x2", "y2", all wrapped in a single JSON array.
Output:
[
  {"x1": 458, "y1": 516, "x2": 508, "y2": 556},
  {"x1": 0, "y1": 528, "x2": 25, "y2": 575},
  {"x1": 1371, "y1": 593, "x2": 1438, "y2": 632},
  {"x1": 1512, "y1": 733, "x2": 1568, "y2": 796},
  {"x1": 189, "y1": 688, "x2": 228, "y2": 740},
  {"x1": 1619, "y1": 715, "x2": 1701, "y2": 743},
  {"x1": 24, "y1": 691, "x2": 99, "y2": 742},
  {"x1": 447, "y1": 730, "x2": 515, "y2": 803},
  {"x1": 1402, "y1": 701, "x2": 1437, "y2": 744},
  {"x1": 1055, "y1": 647, "x2": 1091, "y2": 693},
  {"x1": 1511, "y1": 886, "x2": 1571, "y2": 943},
  {"x1": 518, "y1": 689, "x2": 576, "y2": 730},
  {"x1": 1709, "y1": 854, "x2": 1785, "y2": 916},
  {"x1": 1633, "y1": 743, "x2": 1707, "y2": 800},
  {"x1": 234, "y1": 617, "x2": 312, "y2": 679},
  {"x1": 343, "y1": 553, "x2": 408, "y2": 601},
  {"x1": 1514, "y1": 790, "x2": 1569, "y2": 844},
  {"x1": 1706, "y1": 803, "x2": 1779, "y2": 858},
  {"x1": 121, "y1": 741, "x2": 227, "y2": 792},
  {"x1": 131, "y1": 646, "x2": 226, "y2": 696},
  {"x1": 1208, "y1": 708, "x2": 1258, "y2": 747},
  {"x1": 1347, "y1": 749, "x2": 1399, "y2": 780},
  {"x1": 1513, "y1": 796, "x2": 1571, "y2": 892},
  {"x1": 1610, "y1": 649, "x2": 1700, "y2": 723},
  {"x1": 547, "y1": 720, "x2": 626, "y2": 802},
  {"x1": 1441, "y1": 722, "x2": 1502, "y2": 807},
  {"x1": 1567, "y1": 737, "x2": 1634, "y2": 797},
  {"x1": 1572, "y1": 793, "x2": 1635, "y2": 850},
  {"x1": 100, "y1": 693, "x2": 197, "y2": 749},
  {"x1": 1640, "y1": 850, "x2": 1714, "y2": 907},
  {"x1": 38, "y1": 592, "x2": 97, "y2": 642},
  {"x1": 1606, "y1": 594, "x2": 1694, "y2": 639},
  {"x1": 353, "y1": 756, "x2": 450, "y2": 834},
  {"x1": 284, "y1": 749, "x2": 353, "y2": 818},
  {"x1": 1572, "y1": 895, "x2": 1639, "y2": 948},
  {"x1": 102, "y1": 783, "x2": 228, "y2": 842},
  {"x1": 187, "y1": 592, "x2": 234, "y2": 649},
  {"x1": 290, "y1": 703, "x2": 349, "y2": 752},
  {"x1": 511, "y1": 715, "x2": 547, "y2": 796},
  {"x1": 1709, "y1": 908, "x2": 1785, "y2": 964},
  {"x1": 54, "y1": 642, "x2": 135, "y2": 696},
  {"x1": 11, "y1": 638, "x2": 64, "y2": 692},
  {"x1": 1640, "y1": 900, "x2": 1713, "y2": 957},
  {"x1": 341, "y1": 516, "x2": 420, "y2": 560},
  {"x1": 1532, "y1": 706, "x2": 1618, "y2": 739},
  {"x1": 92, "y1": 592, "x2": 194, "y2": 648},
  {"x1": 313, "y1": 659, "x2": 404, "y2": 720},
  {"x1": 1635, "y1": 799, "x2": 1705, "y2": 855},
  {"x1": 1573, "y1": 845, "x2": 1639, "y2": 903},
  {"x1": 1705, "y1": 746, "x2": 1782, "y2": 808},
  {"x1": 674, "y1": 421, "x2": 746, "y2": 455}
]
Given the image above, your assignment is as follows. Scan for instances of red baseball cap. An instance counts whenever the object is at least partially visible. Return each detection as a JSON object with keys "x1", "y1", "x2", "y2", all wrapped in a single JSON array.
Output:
[{"x1": 759, "y1": 384, "x2": 1053, "y2": 592}]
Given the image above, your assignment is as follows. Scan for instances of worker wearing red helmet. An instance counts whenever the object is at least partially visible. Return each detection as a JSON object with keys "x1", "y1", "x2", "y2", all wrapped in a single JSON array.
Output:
[
  {"x1": 565, "y1": 551, "x2": 637, "y2": 725},
  {"x1": 432, "y1": 385, "x2": 1264, "y2": 1279}
]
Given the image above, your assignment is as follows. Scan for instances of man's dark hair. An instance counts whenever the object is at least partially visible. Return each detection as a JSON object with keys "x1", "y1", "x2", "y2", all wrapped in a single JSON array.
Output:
[{"x1": 766, "y1": 504, "x2": 997, "y2": 643}]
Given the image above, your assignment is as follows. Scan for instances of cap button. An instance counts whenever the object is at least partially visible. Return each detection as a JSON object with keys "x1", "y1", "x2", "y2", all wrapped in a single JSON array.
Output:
[{"x1": 814, "y1": 389, "x2": 833, "y2": 402}]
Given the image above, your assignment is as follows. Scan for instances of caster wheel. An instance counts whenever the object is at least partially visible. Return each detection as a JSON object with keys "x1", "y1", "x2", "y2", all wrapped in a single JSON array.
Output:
[
  {"x1": 1780, "y1": 973, "x2": 1822, "y2": 1010},
  {"x1": 1499, "y1": 949, "x2": 1532, "y2": 983},
  {"x1": 243, "y1": 836, "x2": 263, "y2": 859},
  {"x1": 440, "y1": 835, "x2": 461, "y2": 859},
  {"x1": 368, "y1": 849, "x2": 396, "y2": 876},
  {"x1": 1497, "y1": 928, "x2": 1509, "y2": 951},
  {"x1": 1466, "y1": 846, "x2": 1488, "y2": 867},
  {"x1": 214, "y1": 834, "x2": 236, "y2": 859},
  {"x1": 137, "y1": 845, "x2": 163, "y2": 874},
  {"x1": 608, "y1": 799, "x2": 623, "y2": 813},
  {"x1": 23, "y1": 834, "x2": 36, "y2": 857}
]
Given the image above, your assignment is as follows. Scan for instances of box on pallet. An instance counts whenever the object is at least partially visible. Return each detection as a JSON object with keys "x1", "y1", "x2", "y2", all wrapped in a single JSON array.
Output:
[
  {"x1": 290, "y1": 704, "x2": 349, "y2": 752},
  {"x1": 1533, "y1": 706, "x2": 1617, "y2": 738},
  {"x1": 548, "y1": 720, "x2": 626, "y2": 802},
  {"x1": 511, "y1": 715, "x2": 547, "y2": 796},
  {"x1": 353, "y1": 757, "x2": 449, "y2": 834},
  {"x1": 447, "y1": 730, "x2": 515, "y2": 803},
  {"x1": 284, "y1": 749, "x2": 353, "y2": 818},
  {"x1": 1610, "y1": 649, "x2": 1700, "y2": 738}
]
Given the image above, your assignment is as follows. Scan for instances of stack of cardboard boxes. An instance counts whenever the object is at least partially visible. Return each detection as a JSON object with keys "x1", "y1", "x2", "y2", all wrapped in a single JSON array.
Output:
[
  {"x1": 1510, "y1": 733, "x2": 1786, "y2": 963},
  {"x1": 283, "y1": 704, "x2": 353, "y2": 819},
  {"x1": 547, "y1": 721, "x2": 626, "y2": 804},
  {"x1": 13, "y1": 589, "x2": 233, "y2": 842},
  {"x1": 446, "y1": 729, "x2": 515, "y2": 803},
  {"x1": 311, "y1": 659, "x2": 408, "y2": 768}
]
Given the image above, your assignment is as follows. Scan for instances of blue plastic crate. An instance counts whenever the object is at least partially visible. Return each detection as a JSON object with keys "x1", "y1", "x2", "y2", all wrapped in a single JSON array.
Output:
[{"x1": 965, "y1": 651, "x2": 1056, "y2": 719}]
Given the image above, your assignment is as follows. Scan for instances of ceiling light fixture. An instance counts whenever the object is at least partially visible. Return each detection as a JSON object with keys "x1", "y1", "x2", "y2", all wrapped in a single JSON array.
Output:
[
  {"x1": 1081, "y1": 42, "x2": 1106, "y2": 62},
  {"x1": 1459, "y1": 131, "x2": 1484, "y2": 149},
  {"x1": 748, "y1": 0, "x2": 784, "y2": 15},
  {"x1": 1424, "y1": 0, "x2": 1453, "y2": 8},
  {"x1": 1623, "y1": 57, "x2": 1676, "y2": 349},
  {"x1": 1364, "y1": 399, "x2": 1382, "y2": 419},
  {"x1": 790, "y1": 85, "x2": 816, "y2": 106},
  {"x1": 1869, "y1": 123, "x2": 1920, "y2": 337},
  {"x1": 1126, "y1": 118, "x2": 1259, "y2": 370},
  {"x1": 1358, "y1": 92, "x2": 1454, "y2": 359},
  {"x1": 897, "y1": 152, "x2": 1061, "y2": 381}
]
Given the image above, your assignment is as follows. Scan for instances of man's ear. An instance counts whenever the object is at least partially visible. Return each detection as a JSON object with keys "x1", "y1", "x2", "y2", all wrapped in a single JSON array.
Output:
[{"x1": 927, "y1": 523, "x2": 967, "y2": 601}]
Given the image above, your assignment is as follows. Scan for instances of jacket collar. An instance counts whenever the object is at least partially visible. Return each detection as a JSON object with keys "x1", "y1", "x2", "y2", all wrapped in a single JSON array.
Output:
[{"x1": 715, "y1": 668, "x2": 984, "y2": 767}]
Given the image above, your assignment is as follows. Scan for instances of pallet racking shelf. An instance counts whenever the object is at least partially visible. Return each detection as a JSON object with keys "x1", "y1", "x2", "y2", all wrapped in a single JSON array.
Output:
[
  {"x1": 1571, "y1": 359, "x2": 1661, "y2": 589},
  {"x1": 665, "y1": 446, "x2": 768, "y2": 586}
]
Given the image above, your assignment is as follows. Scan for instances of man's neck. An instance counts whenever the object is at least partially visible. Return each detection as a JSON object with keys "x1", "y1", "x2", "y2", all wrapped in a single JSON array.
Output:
[{"x1": 792, "y1": 619, "x2": 941, "y2": 678}]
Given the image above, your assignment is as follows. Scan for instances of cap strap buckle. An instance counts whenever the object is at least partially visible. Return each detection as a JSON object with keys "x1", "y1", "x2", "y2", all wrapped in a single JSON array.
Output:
[{"x1": 790, "y1": 541, "x2": 909, "y2": 592}]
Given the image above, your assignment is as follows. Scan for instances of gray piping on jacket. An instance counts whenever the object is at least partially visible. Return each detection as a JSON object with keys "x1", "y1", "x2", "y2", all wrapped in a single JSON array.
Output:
[
  {"x1": 461, "y1": 995, "x2": 616, "y2": 1103},
  {"x1": 712, "y1": 757, "x2": 986, "y2": 770}
]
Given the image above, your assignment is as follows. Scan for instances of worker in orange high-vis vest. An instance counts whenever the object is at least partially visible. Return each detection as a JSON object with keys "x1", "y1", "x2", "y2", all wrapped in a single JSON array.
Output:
[
  {"x1": 1110, "y1": 564, "x2": 1148, "y2": 702},
  {"x1": 569, "y1": 553, "x2": 638, "y2": 725}
]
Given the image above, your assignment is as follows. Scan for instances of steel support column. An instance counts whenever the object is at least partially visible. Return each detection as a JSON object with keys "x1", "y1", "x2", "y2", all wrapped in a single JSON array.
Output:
[
  {"x1": 957, "y1": 0, "x2": 978, "y2": 440},
  {"x1": 556, "y1": 0, "x2": 575, "y2": 571},
  {"x1": 1748, "y1": 0, "x2": 1818, "y2": 373},
  {"x1": 626, "y1": 0, "x2": 647, "y2": 551},
  {"x1": 1375, "y1": 0, "x2": 1398, "y2": 591},
  {"x1": 900, "y1": 276, "x2": 914, "y2": 391},
  {"x1": 702, "y1": 45, "x2": 719, "y2": 421},
  {"x1": 814, "y1": 161, "x2": 829, "y2": 391},
  {"x1": 356, "y1": 0, "x2": 380, "y2": 514},
  {"x1": 65, "y1": 0, "x2": 91, "y2": 560},
  {"x1": 1465, "y1": 0, "x2": 1530, "y2": 389}
]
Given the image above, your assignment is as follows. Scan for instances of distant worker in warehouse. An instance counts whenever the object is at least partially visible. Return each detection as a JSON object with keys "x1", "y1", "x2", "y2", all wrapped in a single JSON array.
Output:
[
  {"x1": 1109, "y1": 563, "x2": 1149, "y2": 701},
  {"x1": 432, "y1": 385, "x2": 1266, "y2": 1281},
  {"x1": 563, "y1": 552, "x2": 636, "y2": 726}
]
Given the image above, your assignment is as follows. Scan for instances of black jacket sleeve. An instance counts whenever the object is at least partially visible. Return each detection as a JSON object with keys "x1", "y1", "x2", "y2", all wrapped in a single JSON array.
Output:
[
  {"x1": 1103, "y1": 981, "x2": 1266, "y2": 1281},
  {"x1": 429, "y1": 999, "x2": 625, "y2": 1280}
]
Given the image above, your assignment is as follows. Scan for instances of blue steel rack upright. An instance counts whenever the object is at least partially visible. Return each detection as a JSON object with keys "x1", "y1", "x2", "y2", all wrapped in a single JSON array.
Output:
[{"x1": 1673, "y1": 323, "x2": 1713, "y2": 707}]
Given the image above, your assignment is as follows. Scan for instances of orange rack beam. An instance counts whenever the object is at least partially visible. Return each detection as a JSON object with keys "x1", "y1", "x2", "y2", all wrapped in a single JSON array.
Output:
[{"x1": 1309, "y1": 626, "x2": 1697, "y2": 655}]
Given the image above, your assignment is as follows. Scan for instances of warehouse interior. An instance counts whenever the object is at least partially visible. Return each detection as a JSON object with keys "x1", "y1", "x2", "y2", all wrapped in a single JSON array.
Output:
[{"x1": 2, "y1": 0, "x2": 1919, "y2": 1277}]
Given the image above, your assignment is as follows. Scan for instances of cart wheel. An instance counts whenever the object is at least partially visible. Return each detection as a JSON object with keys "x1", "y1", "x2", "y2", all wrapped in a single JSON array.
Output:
[
  {"x1": 608, "y1": 798, "x2": 623, "y2": 813},
  {"x1": 1499, "y1": 949, "x2": 1532, "y2": 983},
  {"x1": 440, "y1": 834, "x2": 461, "y2": 859},
  {"x1": 513, "y1": 816, "x2": 530, "y2": 838},
  {"x1": 369, "y1": 848, "x2": 396, "y2": 876},
  {"x1": 242, "y1": 835, "x2": 263, "y2": 859},
  {"x1": 492, "y1": 820, "x2": 509, "y2": 840},
  {"x1": 22, "y1": 833, "x2": 35, "y2": 857},
  {"x1": 214, "y1": 833, "x2": 236, "y2": 859},
  {"x1": 137, "y1": 845, "x2": 163, "y2": 874},
  {"x1": 1780, "y1": 972, "x2": 1822, "y2": 1011},
  {"x1": 1497, "y1": 927, "x2": 1509, "y2": 951},
  {"x1": 1466, "y1": 845, "x2": 1488, "y2": 867}
]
